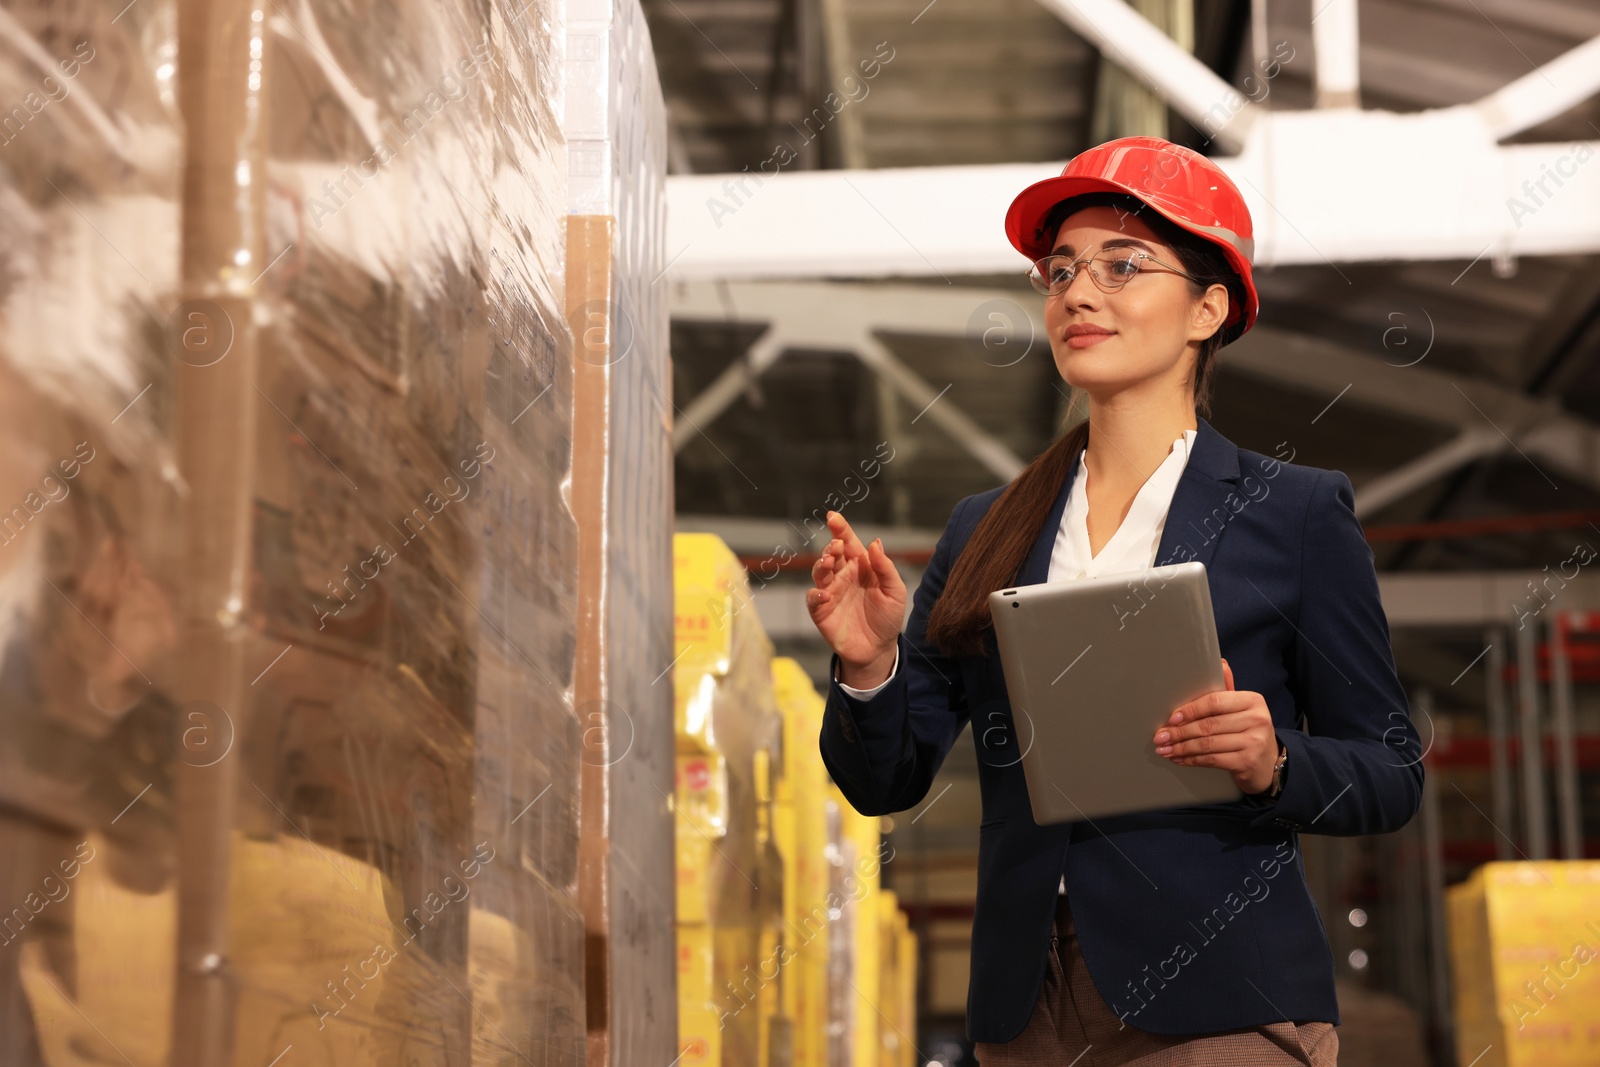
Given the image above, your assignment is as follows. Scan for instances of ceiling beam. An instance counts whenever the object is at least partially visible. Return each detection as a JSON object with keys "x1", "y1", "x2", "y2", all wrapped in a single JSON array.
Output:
[
  {"x1": 665, "y1": 125, "x2": 1600, "y2": 277},
  {"x1": 671, "y1": 280, "x2": 1600, "y2": 503},
  {"x1": 740, "y1": 571, "x2": 1600, "y2": 641},
  {"x1": 670, "y1": 281, "x2": 1031, "y2": 481},
  {"x1": 1033, "y1": 0, "x2": 1257, "y2": 152},
  {"x1": 1472, "y1": 33, "x2": 1600, "y2": 140}
]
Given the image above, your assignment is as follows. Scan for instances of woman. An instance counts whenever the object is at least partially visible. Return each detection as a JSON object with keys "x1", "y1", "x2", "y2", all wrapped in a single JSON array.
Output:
[{"x1": 806, "y1": 137, "x2": 1422, "y2": 1066}]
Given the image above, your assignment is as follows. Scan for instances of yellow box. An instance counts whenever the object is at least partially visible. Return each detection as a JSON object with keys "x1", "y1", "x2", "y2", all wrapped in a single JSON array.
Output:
[
  {"x1": 773, "y1": 658, "x2": 834, "y2": 1067},
  {"x1": 878, "y1": 889, "x2": 920, "y2": 1067},
  {"x1": 1447, "y1": 861, "x2": 1600, "y2": 1067},
  {"x1": 898, "y1": 918, "x2": 919, "y2": 1067},
  {"x1": 827, "y1": 784, "x2": 885, "y2": 1067},
  {"x1": 678, "y1": 923, "x2": 721, "y2": 1067},
  {"x1": 673, "y1": 532, "x2": 757, "y2": 676},
  {"x1": 18, "y1": 831, "x2": 464, "y2": 1067},
  {"x1": 672, "y1": 534, "x2": 782, "y2": 1065}
]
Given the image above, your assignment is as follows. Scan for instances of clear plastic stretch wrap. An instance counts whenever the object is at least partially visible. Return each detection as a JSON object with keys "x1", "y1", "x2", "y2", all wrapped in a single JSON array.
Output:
[
  {"x1": 0, "y1": 2, "x2": 185, "y2": 1061},
  {"x1": 563, "y1": 0, "x2": 673, "y2": 1063},
  {"x1": 0, "y1": 0, "x2": 585, "y2": 1064}
]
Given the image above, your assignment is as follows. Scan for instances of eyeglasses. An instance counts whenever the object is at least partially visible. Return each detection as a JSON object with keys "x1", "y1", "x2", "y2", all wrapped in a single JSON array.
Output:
[{"x1": 1027, "y1": 248, "x2": 1197, "y2": 297}]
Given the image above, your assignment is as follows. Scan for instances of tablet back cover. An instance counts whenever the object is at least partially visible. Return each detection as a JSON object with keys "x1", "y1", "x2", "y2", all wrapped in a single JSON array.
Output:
[{"x1": 988, "y1": 562, "x2": 1241, "y2": 824}]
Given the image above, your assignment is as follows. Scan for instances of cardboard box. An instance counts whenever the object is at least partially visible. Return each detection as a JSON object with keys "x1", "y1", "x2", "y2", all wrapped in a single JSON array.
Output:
[{"x1": 1447, "y1": 861, "x2": 1600, "y2": 1066}]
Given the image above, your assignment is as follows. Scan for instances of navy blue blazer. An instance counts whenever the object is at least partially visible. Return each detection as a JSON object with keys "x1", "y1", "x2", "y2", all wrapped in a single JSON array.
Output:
[{"x1": 819, "y1": 417, "x2": 1423, "y2": 1042}]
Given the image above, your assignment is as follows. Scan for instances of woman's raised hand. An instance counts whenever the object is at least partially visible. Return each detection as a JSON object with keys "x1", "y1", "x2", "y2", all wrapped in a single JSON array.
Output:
[{"x1": 806, "y1": 511, "x2": 907, "y2": 687}]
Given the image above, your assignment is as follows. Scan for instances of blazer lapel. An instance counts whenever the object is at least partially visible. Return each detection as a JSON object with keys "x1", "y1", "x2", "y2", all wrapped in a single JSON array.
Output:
[
  {"x1": 1010, "y1": 417, "x2": 1243, "y2": 588},
  {"x1": 1154, "y1": 417, "x2": 1242, "y2": 570}
]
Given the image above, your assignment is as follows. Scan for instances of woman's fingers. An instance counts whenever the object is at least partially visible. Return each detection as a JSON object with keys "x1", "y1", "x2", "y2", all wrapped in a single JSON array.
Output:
[
  {"x1": 811, "y1": 543, "x2": 839, "y2": 586},
  {"x1": 827, "y1": 510, "x2": 870, "y2": 563},
  {"x1": 1154, "y1": 709, "x2": 1265, "y2": 745},
  {"x1": 1164, "y1": 688, "x2": 1254, "y2": 726},
  {"x1": 1173, "y1": 750, "x2": 1255, "y2": 771},
  {"x1": 1156, "y1": 729, "x2": 1256, "y2": 758},
  {"x1": 810, "y1": 515, "x2": 905, "y2": 616}
]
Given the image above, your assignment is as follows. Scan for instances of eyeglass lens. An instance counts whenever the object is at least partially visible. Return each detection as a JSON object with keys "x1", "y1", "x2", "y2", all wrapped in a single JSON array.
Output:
[{"x1": 1032, "y1": 251, "x2": 1145, "y2": 294}]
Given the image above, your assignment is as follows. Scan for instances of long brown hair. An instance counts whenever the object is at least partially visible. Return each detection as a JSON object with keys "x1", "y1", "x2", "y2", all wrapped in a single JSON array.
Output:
[{"x1": 924, "y1": 192, "x2": 1242, "y2": 658}]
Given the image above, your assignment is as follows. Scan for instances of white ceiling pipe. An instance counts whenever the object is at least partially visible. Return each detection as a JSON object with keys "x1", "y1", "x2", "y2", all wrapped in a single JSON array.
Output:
[
  {"x1": 669, "y1": 161, "x2": 1053, "y2": 279},
  {"x1": 664, "y1": 128, "x2": 1600, "y2": 277},
  {"x1": 670, "y1": 280, "x2": 1050, "y2": 340},
  {"x1": 1311, "y1": 0, "x2": 1360, "y2": 109}
]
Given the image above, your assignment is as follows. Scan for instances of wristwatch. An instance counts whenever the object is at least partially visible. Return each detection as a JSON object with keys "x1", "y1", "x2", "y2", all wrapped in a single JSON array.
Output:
[{"x1": 1266, "y1": 741, "x2": 1289, "y2": 798}]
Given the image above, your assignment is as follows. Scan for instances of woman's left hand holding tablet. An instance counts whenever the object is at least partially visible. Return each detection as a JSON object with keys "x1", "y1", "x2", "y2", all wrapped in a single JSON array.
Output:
[{"x1": 1152, "y1": 658, "x2": 1280, "y2": 795}]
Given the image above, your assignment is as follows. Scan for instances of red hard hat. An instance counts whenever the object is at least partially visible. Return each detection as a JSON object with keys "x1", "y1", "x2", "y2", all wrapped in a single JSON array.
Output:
[{"x1": 1005, "y1": 136, "x2": 1259, "y2": 342}]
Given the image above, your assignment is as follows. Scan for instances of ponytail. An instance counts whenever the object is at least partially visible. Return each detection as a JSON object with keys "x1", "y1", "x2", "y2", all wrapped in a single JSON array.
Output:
[{"x1": 925, "y1": 420, "x2": 1089, "y2": 658}]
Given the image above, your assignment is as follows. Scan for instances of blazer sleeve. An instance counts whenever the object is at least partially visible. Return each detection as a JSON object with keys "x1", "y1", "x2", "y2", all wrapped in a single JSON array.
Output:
[
  {"x1": 1249, "y1": 469, "x2": 1424, "y2": 836},
  {"x1": 818, "y1": 496, "x2": 974, "y2": 817}
]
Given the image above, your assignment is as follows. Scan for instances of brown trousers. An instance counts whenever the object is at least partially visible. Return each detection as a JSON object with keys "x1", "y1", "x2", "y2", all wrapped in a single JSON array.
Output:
[{"x1": 974, "y1": 895, "x2": 1339, "y2": 1066}]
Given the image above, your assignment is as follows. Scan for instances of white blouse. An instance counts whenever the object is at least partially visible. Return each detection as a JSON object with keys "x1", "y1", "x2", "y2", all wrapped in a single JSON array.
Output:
[{"x1": 833, "y1": 429, "x2": 1199, "y2": 892}]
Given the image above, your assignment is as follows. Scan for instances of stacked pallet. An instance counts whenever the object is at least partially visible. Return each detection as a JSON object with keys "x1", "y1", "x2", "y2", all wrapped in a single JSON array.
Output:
[
  {"x1": 673, "y1": 533, "x2": 918, "y2": 1067},
  {"x1": 0, "y1": 0, "x2": 647, "y2": 1061},
  {"x1": 562, "y1": 0, "x2": 675, "y2": 1064}
]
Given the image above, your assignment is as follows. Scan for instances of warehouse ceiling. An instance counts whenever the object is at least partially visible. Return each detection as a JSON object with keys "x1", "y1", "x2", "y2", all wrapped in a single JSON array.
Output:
[{"x1": 648, "y1": 0, "x2": 1600, "y2": 591}]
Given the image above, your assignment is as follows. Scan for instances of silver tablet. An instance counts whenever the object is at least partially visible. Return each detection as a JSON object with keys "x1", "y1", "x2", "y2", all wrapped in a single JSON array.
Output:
[{"x1": 987, "y1": 561, "x2": 1241, "y2": 824}]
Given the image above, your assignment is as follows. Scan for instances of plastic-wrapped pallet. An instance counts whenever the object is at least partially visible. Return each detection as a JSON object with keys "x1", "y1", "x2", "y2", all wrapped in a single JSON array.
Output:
[
  {"x1": 0, "y1": 1, "x2": 184, "y2": 1059},
  {"x1": 1447, "y1": 861, "x2": 1600, "y2": 1066},
  {"x1": 561, "y1": 0, "x2": 673, "y2": 1064},
  {"x1": 672, "y1": 533, "x2": 783, "y2": 1067},
  {"x1": 0, "y1": 0, "x2": 584, "y2": 1063},
  {"x1": 772, "y1": 658, "x2": 834, "y2": 1067}
]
